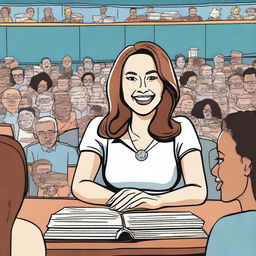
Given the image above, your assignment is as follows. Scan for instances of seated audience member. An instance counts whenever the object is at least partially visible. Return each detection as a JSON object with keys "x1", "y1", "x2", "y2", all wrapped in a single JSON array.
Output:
[
  {"x1": 223, "y1": 65, "x2": 233, "y2": 81},
  {"x1": 213, "y1": 54, "x2": 225, "y2": 74},
  {"x1": 198, "y1": 64, "x2": 213, "y2": 92},
  {"x1": 29, "y1": 159, "x2": 52, "y2": 196},
  {"x1": 74, "y1": 65, "x2": 85, "y2": 77},
  {"x1": 70, "y1": 75, "x2": 82, "y2": 87},
  {"x1": 243, "y1": 67, "x2": 256, "y2": 94},
  {"x1": 227, "y1": 6, "x2": 244, "y2": 20},
  {"x1": 244, "y1": 7, "x2": 256, "y2": 20},
  {"x1": 40, "y1": 57, "x2": 52, "y2": 75},
  {"x1": 17, "y1": 107, "x2": 37, "y2": 147},
  {"x1": 83, "y1": 57, "x2": 93, "y2": 72},
  {"x1": 10, "y1": 67, "x2": 26, "y2": 90},
  {"x1": 24, "y1": 8, "x2": 37, "y2": 22},
  {"x1": 69, "y1": 86, "x2": 90, "y2": 120},
  {"x1": 52, "y1": 76, "x2": 70, "y2": 93},
  {"x1": 0, "y1": 135, "x2": 45, "y2": 256},
  {"x1": 42, "y1": 7, "x2": 57, "y2": 22},
  {"x1": 97, "y1": 5, "x2": 108, "y2": 23},
  {"x1": 179, "y1": 71, "x2": 198, "y2": 97},
  {"x1": 93, "y1": 63, "x2": 102, "y2": 77},
  {"x1": 191, "y1": 99, "x2": 222, "y2": 141},
  {"x1": 81, "y1": 72, "x2": 94, "y2": 97},
  {"x1": 206, "y1": 111, "x2": 256, "y2": 256},
  {"x1": 38, "y1": 173, "x2": 70, "y2": 197},
  {"x1": 61, "y1": 56, "x2": 73, "y2": 78},
  {"x1": 234, "y1": 68, "x2": 256, "y2": 111},
  {"x1": 53, "y1": 92, "x2": 78, "y2": 134},
  {"x1": 25, "y1": 116, "x2": 78, "y2": 173},
  {"x1": 1, "y1": 88, "x2": 21, "y2": 138},
  {"x1": 208, "y1": 7, "x2": 222, "y2": 20},
  {"x1": 0, "y1": 6, "x2": 13, "y2": 22},
  {"x1": 35, "y1": 91, "x2": 54, "y2": 118},
  {"x1": 19, "y1": 94, "x2": 33, "y2": 109},
  {"x1": 63, "y1": 7, "x2": 83, "y2": 23},
  {"x1": 125, "y1": 8, "x2": 141, "y2": 22},
  {"x1": 227, "y1": 74, "x2": 245, "y2": 113},
  {"x1": 29, "y1": 72, "x2": 53, "y2": 94},
  {"x1": 100, "y1": 67, "x2": 111, "y2": 87},
  {"x1": 174, "y1": 54, "x2": 186, "y2": 79},
  {"x1": 183, "y1": 7, "x2": 202, "y2": 21}
]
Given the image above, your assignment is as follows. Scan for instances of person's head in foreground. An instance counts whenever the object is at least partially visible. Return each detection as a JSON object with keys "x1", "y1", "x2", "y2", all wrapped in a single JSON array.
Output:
[
  {"x1": 0, "y1": 136, "x2": 28, "y2": 255},
  {"x1": 211, "y1": 110, "x2": 256, "y2": 210},
  {"x1": 98, "y1": 41, "x2": 181, "y2": 141}
]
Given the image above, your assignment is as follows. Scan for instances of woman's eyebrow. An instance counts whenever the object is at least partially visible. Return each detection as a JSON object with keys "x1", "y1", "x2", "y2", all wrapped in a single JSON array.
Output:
[
  {"x1": 146, "y1": 70, "x2": 158, "y2": 75},
  {"x1": 125, "y1": 71, "x2": 137, "y2": 76}
]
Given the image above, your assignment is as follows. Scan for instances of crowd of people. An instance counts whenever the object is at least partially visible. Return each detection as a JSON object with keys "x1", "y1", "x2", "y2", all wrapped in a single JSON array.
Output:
[
  {"x1": 0, "y1": 51, "x2": 256, "y2": 197},
  {"x1": 0, "y1": 5, "x2": 256, "y2": 23}
]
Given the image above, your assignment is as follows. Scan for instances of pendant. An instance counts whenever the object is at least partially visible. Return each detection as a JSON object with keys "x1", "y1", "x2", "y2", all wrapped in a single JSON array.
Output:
[{"x1": 135, "y1": 150, "x2": 148, "y2": 161}]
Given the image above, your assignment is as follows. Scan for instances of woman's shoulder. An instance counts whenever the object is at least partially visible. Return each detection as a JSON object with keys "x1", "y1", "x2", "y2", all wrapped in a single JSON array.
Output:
[
  {"x1": 173, "y1": 116, "x2": 196, "y2": 129},
  {"x1": 12, "y1": 218, "x2": 45, "y2": 256}
]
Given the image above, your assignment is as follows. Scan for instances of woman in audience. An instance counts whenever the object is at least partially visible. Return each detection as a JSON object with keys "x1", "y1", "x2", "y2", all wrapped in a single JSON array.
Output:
[
  {"x1": 0, "y1": 135, "x2": 45, "y2": 256},
  {"x1": 206, "y1": 110, "x2": 256, "y2": 255},
  {"x1": 191, "y1": 99, "x2": 222, "y2": 141},
  {"x1": 29, "y1": 72, "x2": 53, "y2": 94},
  {"x1": 72, "y1": 41, "x2": 206, "y2": 211}
]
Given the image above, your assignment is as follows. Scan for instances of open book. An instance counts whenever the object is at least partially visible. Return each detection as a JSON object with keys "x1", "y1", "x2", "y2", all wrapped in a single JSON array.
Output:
[{"x1": 44, "y1": 207, "x2": 207, "y2": 240}]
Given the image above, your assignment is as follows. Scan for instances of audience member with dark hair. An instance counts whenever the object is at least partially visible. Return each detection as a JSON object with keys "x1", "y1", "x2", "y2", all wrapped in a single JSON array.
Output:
[
  {"x1": 192, "y1": 98, "x2": 222, "y2": 119},
  {"x1": 180, "y1": 71, "x2": 197, "y2": 87},
  {"x1": 29, "y1": 72, "x2": 53, "y2": 93},
  {"x1": 192, "y1": 99, "x2": 222, "y2": 141},
  {"x1": 206, "y1": 110, "x2": 256, "y2": 255},
  {"x1": 11, "y1": 67, "x2": 25, "y2": 89}
]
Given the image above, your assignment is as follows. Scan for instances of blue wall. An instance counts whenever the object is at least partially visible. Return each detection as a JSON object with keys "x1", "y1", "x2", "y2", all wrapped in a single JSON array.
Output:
[{"x1": 0, "y1": 23, "x2": 255, "y2": 63}]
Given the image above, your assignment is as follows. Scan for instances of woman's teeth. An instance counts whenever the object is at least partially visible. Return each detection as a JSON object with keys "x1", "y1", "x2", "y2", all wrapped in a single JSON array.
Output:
[{"x1": 215, "y1": 177, "x2": 223, "y2": 191}]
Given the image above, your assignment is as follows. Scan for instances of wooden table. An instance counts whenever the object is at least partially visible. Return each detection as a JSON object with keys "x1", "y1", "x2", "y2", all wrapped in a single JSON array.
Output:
[{"x1": 18, "y1": 198, "x2": 241, "y2": 256}]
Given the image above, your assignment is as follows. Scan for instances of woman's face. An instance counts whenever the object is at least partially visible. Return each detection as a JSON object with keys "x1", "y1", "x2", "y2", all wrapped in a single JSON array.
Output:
[
  {"x1": 203, "y1": 104, "x2": 212, "y2": 120},
  {"x1": 122, "y1": 53, "x2": 164, "y2": 116},
  {"x1": 38, "y1": 80, "x2": 48, "y2": 93},
  {"x1": 176, "y1": 57, "x2": 185, "y2": 69},
  {"x1": 211, "y1": 131, "x2": 249, "y2": 202}
]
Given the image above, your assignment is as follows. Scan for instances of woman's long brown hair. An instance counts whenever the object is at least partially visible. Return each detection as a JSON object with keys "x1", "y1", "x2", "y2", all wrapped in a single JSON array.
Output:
[
  {"x1": 98, "y1": 41, "x2": 181, "y2": 142},
  {"x1": 0, "y1": 135, "x2": 28, "y2": 256}
]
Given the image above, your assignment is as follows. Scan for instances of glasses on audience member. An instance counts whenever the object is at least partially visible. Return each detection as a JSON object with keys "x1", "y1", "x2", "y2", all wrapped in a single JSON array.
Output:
[
  {"x1": 38, "y1": 130, "x2": 57, "y2": 137},
  {"x1": 12, "y1": 74, "x2": 24, "y2": 79}
]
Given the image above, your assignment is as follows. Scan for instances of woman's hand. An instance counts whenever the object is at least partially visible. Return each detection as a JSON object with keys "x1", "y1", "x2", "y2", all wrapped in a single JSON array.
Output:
[{"x1": 107, "y1": 189, "x2": 161, "y2": 212}]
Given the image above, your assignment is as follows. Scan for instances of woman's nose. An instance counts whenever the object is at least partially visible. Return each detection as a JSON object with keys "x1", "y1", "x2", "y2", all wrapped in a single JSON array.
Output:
[{"x1": 211, "y1": 164, "x2": 218, "y2": 177}]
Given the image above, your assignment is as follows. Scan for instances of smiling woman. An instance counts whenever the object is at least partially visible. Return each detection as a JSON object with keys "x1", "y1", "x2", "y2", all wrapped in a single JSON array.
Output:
[{"x1": 72, "y1": 41, "x2": 207, "y2": 211}]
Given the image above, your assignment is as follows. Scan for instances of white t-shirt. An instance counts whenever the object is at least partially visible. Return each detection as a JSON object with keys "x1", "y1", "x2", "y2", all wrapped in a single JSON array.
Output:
[{"x1": 79, "y1": 116, "x2": 201, "y2": 192}]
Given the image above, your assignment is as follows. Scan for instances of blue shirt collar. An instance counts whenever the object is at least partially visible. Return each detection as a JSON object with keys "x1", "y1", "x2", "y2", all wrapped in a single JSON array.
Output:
[{"x1": 41, "y1": 141, "x2": 58, "y2": 152}]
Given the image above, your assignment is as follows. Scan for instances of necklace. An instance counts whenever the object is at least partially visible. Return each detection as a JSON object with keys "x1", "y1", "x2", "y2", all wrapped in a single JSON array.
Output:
[{"x1": 128, "y1": 127, "x2": 154, "y2": 162}]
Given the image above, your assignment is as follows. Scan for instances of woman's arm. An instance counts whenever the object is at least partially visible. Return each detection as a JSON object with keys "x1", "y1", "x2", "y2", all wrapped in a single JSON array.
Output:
[
  {"x1": 158, "y1": 150, "x2": 207, "y2": 207},
  {"x1": 72, "y1": 151, "x2": 115, "y2": 205},
  {"x1": 108, "y1": 151, "x2": 207, "y2": 211}
]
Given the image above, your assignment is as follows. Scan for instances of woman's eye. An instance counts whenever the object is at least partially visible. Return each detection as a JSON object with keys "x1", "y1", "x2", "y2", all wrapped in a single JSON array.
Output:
[
  {"x1": 215, "y1": 157, "x2": 224, "y2": 165},
  {"x1": 126, "y1": 76, "x2": 137, "y2": 81},
  {"x1": 147, "y1": 76, "x2": 158, "y2": 81}
]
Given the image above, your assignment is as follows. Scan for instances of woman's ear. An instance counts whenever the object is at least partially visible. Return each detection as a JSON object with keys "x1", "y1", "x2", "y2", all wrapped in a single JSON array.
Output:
[{"x1": 242, "y1": 157, "x2": 252, "y2": 176}]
